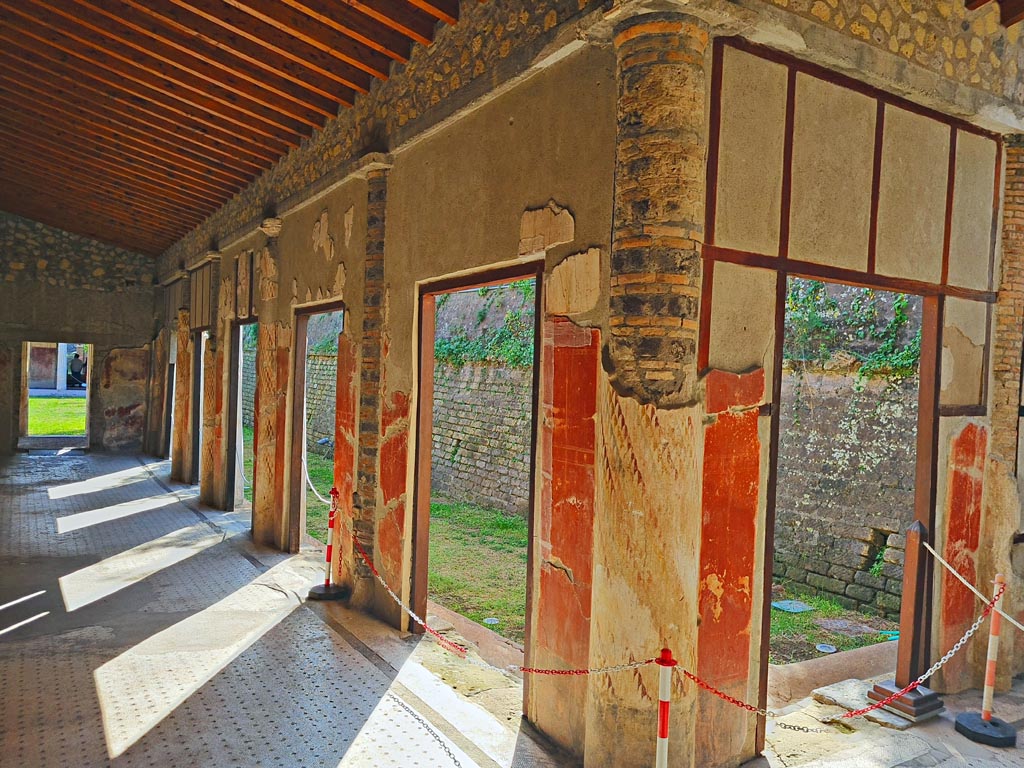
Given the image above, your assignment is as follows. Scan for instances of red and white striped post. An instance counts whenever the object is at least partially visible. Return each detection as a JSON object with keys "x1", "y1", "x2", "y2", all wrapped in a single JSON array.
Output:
[
  {"x1": 954, "y1": 573, "x2": 1016, "y2": 747},
  {"x1": 982, "y1": 573, "x2": 1006, "y2": 722},
  {"x1": 655, "y1": 648, "x2": 677, "y2": 768},
  {"x1": 307, "y1": 487, "x2": 350, "y2": 601}
]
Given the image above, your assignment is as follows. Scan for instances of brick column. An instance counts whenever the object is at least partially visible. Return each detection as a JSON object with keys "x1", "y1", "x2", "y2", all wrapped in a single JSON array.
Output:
[
  {"x1": 608, "y1": 12, "x2": 708, "y2": 407},
  {"x1": 584, "y1": 13, "x2": 709, "y2": 768},
  {"x1": 355, "y1": 169, "x2": 388, "y2": 591},
  {"x1": 991, "y1": 137, "x2": 1024, "y2": 465}
]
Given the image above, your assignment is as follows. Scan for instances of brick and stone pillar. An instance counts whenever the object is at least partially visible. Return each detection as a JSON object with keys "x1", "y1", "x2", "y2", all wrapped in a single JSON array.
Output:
[
  {"x1": 170, "y1": 278, "x2": 192, "y2": 483},
  {"x1": 981, "y1": 136, "x2": 1024, "y2": 676},
  {"x1": 199, "y1": 255, "x2": 223, "y2": 507},
  {"x1": 585, "y1": 13, "x2": 709, "y2": 768},
  {"x1": 353, "y1": 168, "x2": 388, "y2": 606},
  {"x1": 607, "y1": 11, "x2": 708, "y2": 407}
]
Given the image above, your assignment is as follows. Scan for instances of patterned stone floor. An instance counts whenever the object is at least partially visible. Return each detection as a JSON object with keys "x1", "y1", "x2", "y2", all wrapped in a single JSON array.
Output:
[{"x1": 0, "y1": 452, "x2": 570, "y2": 768}]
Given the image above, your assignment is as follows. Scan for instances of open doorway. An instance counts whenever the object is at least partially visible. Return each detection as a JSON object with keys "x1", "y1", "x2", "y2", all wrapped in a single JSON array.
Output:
[
  {"x1": 21, "y1": 341, "x2": 90, "y2": 450},
  {"x1": 190, "y1": 330, "x2": 208, "y2": 483},
  {"x1": 414, "y1": 268, "x2": 541, "y2": 651},
  {"x1": 289, "y1": 304, "x2": 346, "y2": 551},
  {"x1": 768, "y1": 278, "x2": 921, "y2": 694},
  {"x1": 226, "y1": 322, "x2": 258, "y2": 516}
]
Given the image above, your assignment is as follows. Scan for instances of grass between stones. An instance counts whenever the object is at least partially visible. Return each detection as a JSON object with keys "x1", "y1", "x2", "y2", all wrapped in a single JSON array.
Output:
[
  {"x1": 27, "y1": 396, "x2": 86, "y2": 436},
  {"x1": 428, "y1": 500, "x2": 528, "y2": 645},
  {"x1": 770, "y1": 585, "x2": 899, "y2": 664}
]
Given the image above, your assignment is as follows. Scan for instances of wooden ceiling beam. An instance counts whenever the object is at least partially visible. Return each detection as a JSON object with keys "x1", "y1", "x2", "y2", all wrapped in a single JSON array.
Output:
[
  {"x1": 0, "y1": 191, "x2": 170, "y2": 254},
  {"x1": 3, "y1": 2, "x2": 311, "y2": 142},
  {"x1": 0, "y1": 31, "x2": 291, "y2": 161},
  {"x1": 0, "y1": 174, "x2": 199, "y2": 246},
  {"x1": 55, "y1": 0, "x2": 340, "y2": 122},
  {"x1": 0, "y1": 127, "x2": 221, "y2": 217},
  {"x1": 1002, "y1": 0, "x2": 1024, "y2": 26},
  {"x1": 0, "y1": 147, "x2": 214, "y2": 227},
  {"x1": 0, "y1": 48, "x2": 275, "y2": 172},
  {"x1": 168, "y1": 0, "x2": 374, "y2": 94},
  {"x1": 0, "y1": 176, "x2": 188, "y2": 240},
  {"x1": 404, "y1": 0, "x2": 459, "y2": 24},
  {"x1": 220, "y1": 0, "x2": 392, "y2": 79},
  {"x1": 339, "y1": 1, "x2": 436, "y2": 45},
  {"x1": 0, "y1": 100, "x2": 238, "y2": 202},
  {"x1": 279, "y1": 0, "x2": 412, "y2": 62},
  {"x1": 123, "y1": 0, "x2": 354, "y2": 107}
]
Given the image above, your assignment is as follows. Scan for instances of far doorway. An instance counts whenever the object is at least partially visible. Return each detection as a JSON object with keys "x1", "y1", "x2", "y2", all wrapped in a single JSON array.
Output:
[{"x1": 21, "y1": 341, "x2": 90, "y2": 450}]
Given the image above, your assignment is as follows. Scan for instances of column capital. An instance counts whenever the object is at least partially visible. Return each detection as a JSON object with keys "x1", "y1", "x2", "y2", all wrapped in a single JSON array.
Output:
[{"x1": 259, "y1": 217, "x2": 283, "y2": 238}]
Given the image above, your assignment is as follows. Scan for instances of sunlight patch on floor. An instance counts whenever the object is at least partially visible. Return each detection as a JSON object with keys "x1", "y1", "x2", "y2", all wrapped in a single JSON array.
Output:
[
  {"x1": 59, "y1": 524, "x2": 226, "y2": 611},
  {"x1": 48, "y1": 462, "x2": 164, "y2": 500},
  {"x1": 55, "y1": 490, "x2": 195, "y2": 534},
  {"x1": 93, "y1": 556, "x2": 317, "y2": 759}
]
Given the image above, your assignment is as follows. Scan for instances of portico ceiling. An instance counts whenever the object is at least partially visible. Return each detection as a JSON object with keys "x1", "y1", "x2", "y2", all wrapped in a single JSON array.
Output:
[
  {"x1": 966, "y1": 0, "x2": 1024, "y2": 26},
  {"x1": 0, "y1": 0, "x2": 469, "y2": 256}
]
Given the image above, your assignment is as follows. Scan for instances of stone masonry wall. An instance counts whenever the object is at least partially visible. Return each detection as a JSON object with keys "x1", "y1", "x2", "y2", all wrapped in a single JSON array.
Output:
[
  {"x1": 1, "y1": 211, "x2": 154, "y2": 293},
  {"x1": 774, "y1": 370, "x2": 919, "y2": 618},
  {"x1": 241, "y1": 347, "x2": 256, "y2": 431},
  {"x1": 431, "y1": 361, "x2": 533, "y2": 516},
  {"x1": 159, "y1": 0, "x2": 604, "y2": 275}
]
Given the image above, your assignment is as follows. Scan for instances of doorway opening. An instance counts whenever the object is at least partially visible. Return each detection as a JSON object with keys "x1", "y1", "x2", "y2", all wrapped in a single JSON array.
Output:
[
  {"x1": 289, "y1": 304, "x2": 347, "y2": 551},
  {"x1": 226, "y1": 322, "x2": 258, "y2": 515},
  {"x1": 190, "y1": 330, "x2": 208, "y2": 483},
  {"x1": 767, "y1": 278, "x2": 921, "y2": 701},
  {"x1": 414, "y1": 270, "x2": 541, "y2": 650},
  {"x1": 22, "y1": 341, "x2": 90, "y2": 450},
  {"x1": 163, "y1": 335, "x2": 177, "y2": 459}
]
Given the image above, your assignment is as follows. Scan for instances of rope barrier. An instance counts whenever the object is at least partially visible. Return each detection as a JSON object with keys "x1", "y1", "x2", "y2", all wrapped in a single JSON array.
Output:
[
  {"x1": 235, "y1": 446, "x2": 250, "y2": 489},
  {"x1": 923, "y1": 541, "x2": 1024, "y2": 635},
  {"x1": 301, "y1": 453, "x2": 333, "y2": 506}
]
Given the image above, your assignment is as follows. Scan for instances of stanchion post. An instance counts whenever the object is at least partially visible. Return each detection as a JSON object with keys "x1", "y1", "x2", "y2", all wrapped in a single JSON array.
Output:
[
  {"x1": 308, "y1": 487, "x2": 350, "y2": 601},
  {"x1": 655, "y1": 648, "x2": 676, "y2": 768},
  {"x1": 955, "y1": 574, "x2": 1016, "y2": 747},
  {"x1": 867, "y1": 521, "x2": 943, "y2": 721}
]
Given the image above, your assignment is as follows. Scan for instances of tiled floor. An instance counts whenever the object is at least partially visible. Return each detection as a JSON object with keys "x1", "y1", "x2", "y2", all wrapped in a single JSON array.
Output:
[{"x1": 0, "y1": 452, "x2": 570, "y2": 768}]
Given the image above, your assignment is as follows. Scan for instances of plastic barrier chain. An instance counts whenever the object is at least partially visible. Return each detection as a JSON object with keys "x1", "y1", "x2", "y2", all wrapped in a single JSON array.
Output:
[
  {"x1": 842, "y1": 582, "x2": 1005, "y2": 719},
  {"x1": 677, "y1": 668, "x2": 828, "y2": 734}
]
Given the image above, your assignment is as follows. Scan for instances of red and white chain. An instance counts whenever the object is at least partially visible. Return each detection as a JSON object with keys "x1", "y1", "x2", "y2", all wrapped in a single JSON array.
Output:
[
  {"x1": 843, "y1": 582, "x2": 1004, "y2": 718},
  {"x1": 676, "y1": 668, "x2": 829, "y2": 733}
]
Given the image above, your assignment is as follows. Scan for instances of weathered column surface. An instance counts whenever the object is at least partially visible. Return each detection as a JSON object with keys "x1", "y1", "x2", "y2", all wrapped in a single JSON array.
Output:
[
  {"x1": 354, "y1": 168, "x2": 387, "y2": 611},
  {"x1": 586, "y1": 12, "x2": 708, "y2": 768},
  {"x1": 170, "y1": 302, "x2": 193, "y2": 483}
]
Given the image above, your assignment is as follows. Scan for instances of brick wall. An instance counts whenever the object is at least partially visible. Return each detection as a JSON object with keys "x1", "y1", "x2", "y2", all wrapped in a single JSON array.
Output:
[
  {"x1": 305, "y1": 354, "x2": 339, "y2": 456},
  {"x1": 431, "y1": 361, "x2": 533, "y2": 515},
  {"x1": 241, "y1": 346, "x2": 256, "y2": 430},
  {"x1": 774, "y1": 371, "x2": 919, "y2": 618}
]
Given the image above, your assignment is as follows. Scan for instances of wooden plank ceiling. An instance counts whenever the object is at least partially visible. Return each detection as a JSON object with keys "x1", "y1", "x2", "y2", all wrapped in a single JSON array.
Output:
[
  {"x1": 0, "y1": 0, "x2": 466, "y2": 256},
  {"x1": 966, "y1": 1, "x2": 1024, "y2": 27}
]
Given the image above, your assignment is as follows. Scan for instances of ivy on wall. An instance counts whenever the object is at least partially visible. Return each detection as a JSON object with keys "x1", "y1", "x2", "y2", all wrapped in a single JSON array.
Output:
[
  {"x1": 434, "y1": 279, "x2": 536, "y2": 369},
  {"x1": 784, "y1": 279, "x2": 921, "y2": 382}
]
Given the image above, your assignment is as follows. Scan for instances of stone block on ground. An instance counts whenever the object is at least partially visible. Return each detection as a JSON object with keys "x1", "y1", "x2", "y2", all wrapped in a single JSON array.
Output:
[{"x1": 812, "y1": 678, "x2": 914, "y2": 730}]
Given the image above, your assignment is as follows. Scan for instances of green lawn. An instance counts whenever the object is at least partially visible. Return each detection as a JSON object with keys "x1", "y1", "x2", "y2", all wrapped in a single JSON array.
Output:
[
  {"x1": 28, "y1": 397, "x2": 86, "y2": 436},
  {"x1": 428, "y1": 501, "x2": 528, "y2": 644},
  {"x1": 239, "y1": 425, "x2": 333, "y2": 544},
  {"x1": 769, "y1": 586, "x2": 898, "y2": 664}
]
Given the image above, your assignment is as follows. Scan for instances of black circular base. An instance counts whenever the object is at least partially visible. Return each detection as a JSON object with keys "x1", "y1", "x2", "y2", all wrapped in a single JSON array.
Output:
[
  {"x1": 954, "y1": 712, "x2": 1017, "y2": 748},
  {"x1": 307, "y1": 583, "x2": 351, "y2": 601}
]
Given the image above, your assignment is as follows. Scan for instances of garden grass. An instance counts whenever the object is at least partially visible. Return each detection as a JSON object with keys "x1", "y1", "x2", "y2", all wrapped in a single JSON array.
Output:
[
  {"x1": 769, "y1": 586, "x2": 898, "y2": 664},
  {"x1": 428, "y1": 500, "x2": 528, "y2": 644},
  {"x1": 240, "y1": 426, "x2": 333, "y2": 544},
  {"x1": 27, "y1": 397, "x2": 86, "y2": 436}
]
